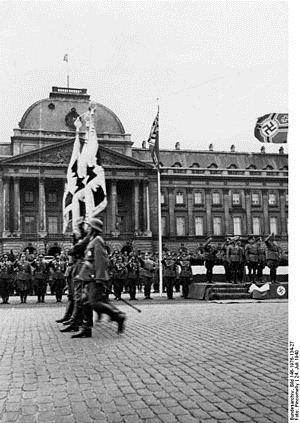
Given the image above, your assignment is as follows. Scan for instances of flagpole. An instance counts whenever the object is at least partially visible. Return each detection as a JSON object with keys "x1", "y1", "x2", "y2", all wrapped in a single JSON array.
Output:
[
  {"x1": 157, "y1": 165, "x2": 163, "y2": 297},
  {"x1": 67, "y1": 58, "x2": 70, "y2": 89},
  {"x1": 155, "y1": 100, "x2": 163, "y2": 297}
]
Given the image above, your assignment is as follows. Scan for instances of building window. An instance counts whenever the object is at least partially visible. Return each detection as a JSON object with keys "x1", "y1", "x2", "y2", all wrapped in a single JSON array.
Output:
[
  {"x1": 194, "y1": 192, "x2": 203, "y2": 205},
  {"x1": 252, "y1": 193, "x2": 260, "y2": 205},
  {"x1": 176, "y1": 217, "x2": 185, "y2": 236},
  {"x1": 176, "y1": 192, "x2": 184, "y2": 205},
  {"x1": 195, "y1": 217, "x2": 204, "y2": 236},
  {"x1": 161, "y1": 217, "x2": 166, "y2": 236},
  {"x1": 25, "y1": 191, "x2": 34, "y2": 202},
  {"x1": 252, "y1": 217, "x2": 261, "y2": 235},
  {"x1": 268, "y1": 193, "x2": 277, "y2": 206},
  {"x1": 213, "y1": 217, "x2": 222, "y2": 236},
  {"x1": 212, "y1": 192, "x2": 221, "y2": 205},
  {"x1": 233, "y1": 217, "x2": 242, "y2": 236},
  {"x1": 160, "y1": 192, "x2": 165, "y2": 205},
  {"x1": 48, "y1": 216, "x2": 58, "y2": 234},
  {"x1": 270, "y1": 217, "x2": 278, "y2": 235},
  {"x1": 232, "y1": 193, "x2": 240, "y2": 205},
  {"x1": 48, "y1": 192, "x2": 57, "y2": 203},
  {"x1": 24, "y1": 216, "x2": 36, "y2": 233}
]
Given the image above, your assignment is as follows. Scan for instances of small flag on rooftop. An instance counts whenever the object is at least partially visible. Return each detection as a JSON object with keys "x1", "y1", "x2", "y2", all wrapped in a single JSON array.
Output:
[
  {"x1": 148, "y1": 108, "x2": 159, "y2": 168},
  {"x1": 254, "y1": 113, "x2": 288, "y2": 143}
]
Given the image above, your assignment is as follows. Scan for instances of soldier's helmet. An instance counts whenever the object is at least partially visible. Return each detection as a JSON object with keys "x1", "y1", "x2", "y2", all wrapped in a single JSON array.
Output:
[{"x1": 87, "y1": 218, "x2": 103, "y2": 233}]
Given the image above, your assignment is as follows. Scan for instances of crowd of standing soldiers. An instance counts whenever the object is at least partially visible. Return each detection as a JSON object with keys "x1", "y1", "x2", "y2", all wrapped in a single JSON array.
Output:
[{"x1": 0, "y1": 232, "x2": 285, "y2": 306}]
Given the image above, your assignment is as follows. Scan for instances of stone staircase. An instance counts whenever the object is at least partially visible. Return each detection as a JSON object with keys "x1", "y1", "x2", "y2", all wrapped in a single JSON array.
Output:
[{"x1": 207, "y1": 283, "x2": 252, "y2": 301}]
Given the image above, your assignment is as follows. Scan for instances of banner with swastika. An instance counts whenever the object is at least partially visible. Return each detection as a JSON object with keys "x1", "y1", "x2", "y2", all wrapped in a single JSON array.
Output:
[{"x1": 254, "y1": 113, "x2": 288, "y2": 143}]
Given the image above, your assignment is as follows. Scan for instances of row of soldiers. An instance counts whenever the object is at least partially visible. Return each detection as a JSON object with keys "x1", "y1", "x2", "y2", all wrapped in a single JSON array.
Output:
[
  {"x1": 0, "y1": 233, "x2": 284, "y2": 305},
  {"x1": 0, "y1": 253, "x2": 68, "y2": 304}
]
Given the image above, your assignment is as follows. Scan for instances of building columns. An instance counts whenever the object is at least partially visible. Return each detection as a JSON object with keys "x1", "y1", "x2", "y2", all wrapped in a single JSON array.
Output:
[
  {"x1": 168, "y1": 187, "x2": 175, "y2": 236},
  {"x1": 262, "y1": 191, "x2": 269, "y2": 235},
  {"x1": 145, "y1": 182, "x2": 151, "y2": 235},
  {"x1": 280, "y1": 191, "x2": 287, "y2": 236},
  {"x1": 13, "y1": 177, "x2": 21, "y2": 236},
  {"x1": 187, "y1": 188, "x2": 194, "y2": 235},
  {"x1": 205, "y1": 189, "x2": 212, "y2": 236},
  {"x1": 133, "y1": 181, "x2": 140, "y2": 234},
  {"x1": 110, "y1": 181, "x2": 118, "y2": 235},
  {"x1": 245, "y1": 190, "x2": 252, "y2": 234},
  {"x1": 2, "y1": 178, "x2": 11, "y2": 237},
  {"x1": 38, "y1": 178, "x2": 47, "y2": 237},
  {"x1": 224, "y1": 189, "x2": 230, "y2": 235}
]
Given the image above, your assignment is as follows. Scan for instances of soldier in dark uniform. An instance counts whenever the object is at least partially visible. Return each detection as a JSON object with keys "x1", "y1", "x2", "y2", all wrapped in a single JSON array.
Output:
[
  {"x1": 178, "y1": 253, "x2": 192, "y2": 298},
  {"x1": 32, "y1": 254, "x2": 48, "y2": 303},
  {"x1": 0, "y1": 254, "x2": 13, "y2": 304},
  {"x1": 203, "y1": 237, "x2": 216, "y2": 284},
  {"x1": 72, "y1": 218, "x2": 126, "y2": 338},
  {"x1": 245, "y1": 235, "x2": 259, "y2": 283},
  {"x1": 113, "y1": 256, "x2": 128, "y2": 300},
  {"x1": 174, "y1": 253, "x2": 181, "y2": 293},
  {"x1": 14, "y1": 253, "x2": 32, "y2": 303},
  {"x1": 236, "y1": 240, "x2": 246, "y2": 282},
  {"x1": 256, "y1": 237, "x2": 266, "y2": 284},
  {"x1": 127, "y1": 253, "x2": 139, "y2": 300},
  {"x1": 227, "y1": 237, "x2": 244, "y2": 284},
  {"x1": 50, "y1": 255, "x2": 67, "y2": 302},
  {"x1": 220, "y1": 238, "x2": 232, "y2": 283},
  {"x1": 162, "y1": 252, "x2": 176, "y2": 299},
  {"x1": 265, "y1": 233, "x2": 282, "y2": 283},
  {"x1": 58, "y1": 226, "x2": 91, "y2": 332},
  {"x1": 139, "y1": 252, "x2": 155, "y2": 300}
]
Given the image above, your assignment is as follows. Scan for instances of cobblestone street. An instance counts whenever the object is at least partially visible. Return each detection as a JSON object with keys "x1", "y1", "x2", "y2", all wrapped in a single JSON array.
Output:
[{"x1": 0, "y1": 299, "x2": 288, "y2": 423}]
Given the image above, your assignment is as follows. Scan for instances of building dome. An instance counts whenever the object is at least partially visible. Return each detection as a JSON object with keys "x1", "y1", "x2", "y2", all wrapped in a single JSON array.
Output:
[{"x1": 18, "y1": 87, "x2": 125, "y2": 134}]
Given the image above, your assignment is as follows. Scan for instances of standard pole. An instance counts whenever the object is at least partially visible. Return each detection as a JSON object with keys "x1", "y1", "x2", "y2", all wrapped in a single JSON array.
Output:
[{"x1": 157, "y1": 168, "x2": 163, "y2": 296}]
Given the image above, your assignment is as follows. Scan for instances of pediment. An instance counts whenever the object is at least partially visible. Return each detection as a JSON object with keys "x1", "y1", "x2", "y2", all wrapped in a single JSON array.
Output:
[{"x1": 0, "y1": 138, "x2": 153, "y2": 169}]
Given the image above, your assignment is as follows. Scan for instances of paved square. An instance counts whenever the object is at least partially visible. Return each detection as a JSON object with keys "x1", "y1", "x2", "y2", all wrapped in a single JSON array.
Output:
[{"x1": 0, "y1": 300, "x2": 288, "y2": 422}]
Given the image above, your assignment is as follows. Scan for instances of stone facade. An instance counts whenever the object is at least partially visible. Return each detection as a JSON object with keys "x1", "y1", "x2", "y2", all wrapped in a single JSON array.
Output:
[{"x1": 0, "y1": 87, "x2": 288, "y2": 255}]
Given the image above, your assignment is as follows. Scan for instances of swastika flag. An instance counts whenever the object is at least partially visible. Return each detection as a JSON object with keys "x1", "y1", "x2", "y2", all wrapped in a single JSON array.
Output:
[
  {"x1": 254, "y1": 113, "x2": 288, "y2": 143},
  {"x1": 147, "y1": 108, "x2": 159, "y2": 168}
]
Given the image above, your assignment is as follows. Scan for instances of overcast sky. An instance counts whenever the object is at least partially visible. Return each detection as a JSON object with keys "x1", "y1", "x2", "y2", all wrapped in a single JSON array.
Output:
[{"x1": 0, "y1": 1, "x2": 288, "y2": 154}]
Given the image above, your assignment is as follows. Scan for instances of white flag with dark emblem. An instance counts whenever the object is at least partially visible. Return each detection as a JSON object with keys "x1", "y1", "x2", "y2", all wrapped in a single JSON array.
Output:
[
  {"x1": 71, "y1": 121, "x2": 89, "y2": 231},
  {"x1": 62, "y1": 118, "x2": 82, "y2": 232},
  {"x1": 84, "y1": 104, "x2": 107, "y2": 219},
  {"x1": 147, "y1": 108, "x2": 159, "y2": 168}
]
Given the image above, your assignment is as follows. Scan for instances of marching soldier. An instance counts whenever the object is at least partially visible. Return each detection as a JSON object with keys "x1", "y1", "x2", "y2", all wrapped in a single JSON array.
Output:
[
  {"x1": 58, "y1": 222, "x2": 91, "y2": 332},
  {"x1": 14, "y1": 253, "x2": 32, "y2": 304},
  {"x1": 0, "y1": 254, "x2": 13, "y2": 304},
  {"x1": 227, "y1": 237, "x2": 244, "y2": 284},
  {"x1": 203, "y1": 237, "x2": 216, "y2": 284},
  {"x1": 32, "y1": 254, "x2": 48, "y2": 303},
  {"x1": 72, "y1": 218, "x2": 126, "y2": 338},
  {"x1": 178, "y1": 252, "x2": 192, "y2": 299},
  {"x1": 162, "y1": 252, "x2": 176, "y2": 299},
  {"x1": 265, "y1": 233, "x2": 282, "y2": 283},
  {"x1": 245, "y1": 235, "x2": 259, "y2": 283}
]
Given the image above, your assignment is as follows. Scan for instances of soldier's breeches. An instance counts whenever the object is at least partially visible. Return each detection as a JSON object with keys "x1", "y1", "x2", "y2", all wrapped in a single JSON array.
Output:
[{"x1": 85, "y1": 281, "x2": 124, "y2": 322}]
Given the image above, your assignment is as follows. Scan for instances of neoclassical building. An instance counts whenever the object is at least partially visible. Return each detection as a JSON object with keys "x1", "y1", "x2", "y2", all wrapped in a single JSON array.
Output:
[{"x1": 0, "y1": 87, "x2": 288, "y2": 255}]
